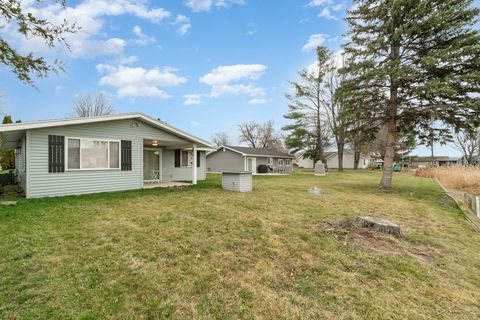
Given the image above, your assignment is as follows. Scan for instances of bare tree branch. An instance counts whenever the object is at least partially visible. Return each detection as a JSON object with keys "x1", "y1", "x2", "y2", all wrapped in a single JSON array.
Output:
[{"x1": 73, "y1": 93, "x2": 114, "y2": 117}]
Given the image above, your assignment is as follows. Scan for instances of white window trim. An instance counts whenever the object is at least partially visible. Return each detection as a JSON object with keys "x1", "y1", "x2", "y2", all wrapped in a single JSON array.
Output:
[
  {"x1": 181, "y1": 149, "x2": 193, "y2": 168},
  {"x1": 278, "y1": 159, "x2": 285, "y2": 166},
  {"x1": 285, "y1": 159, "x2": 292, "y2": 166},
  {"x1": 267, "y1": 157, "x2": 273, "y2": 165},
  {"x1": 65, "y1": 137, "x2": 121, "y2": 171}
]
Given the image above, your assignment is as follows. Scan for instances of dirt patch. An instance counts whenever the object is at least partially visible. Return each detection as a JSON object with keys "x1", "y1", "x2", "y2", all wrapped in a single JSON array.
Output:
[{"x1": 318, "y1": 220, "x2": 443, "y2": 267}]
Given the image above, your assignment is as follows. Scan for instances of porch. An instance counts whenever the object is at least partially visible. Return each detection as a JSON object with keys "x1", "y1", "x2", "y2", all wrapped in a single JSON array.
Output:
[{"x1": 142, "y1": 138, "x2": 207, "y2": 186}]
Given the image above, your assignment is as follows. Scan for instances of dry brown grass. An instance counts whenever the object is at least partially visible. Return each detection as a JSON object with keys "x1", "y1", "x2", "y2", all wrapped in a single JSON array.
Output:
[{"x1": 416, "y1": 166, "x2": 480, "y2": 193}]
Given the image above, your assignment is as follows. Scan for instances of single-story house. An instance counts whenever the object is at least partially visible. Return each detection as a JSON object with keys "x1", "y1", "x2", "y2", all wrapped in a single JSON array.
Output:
[
  {"x1": 0, "y1": 113, "x2": 213, "y2": 198},
  {"x1": 206, "y1": 145, "x2": 294, "y2": 173},
  {"x1": 409, "y1": 156, "x2": 463, "y2": 168},
  {"x1": 297, "y1": 150, "x2": 371, "y2": 169}
]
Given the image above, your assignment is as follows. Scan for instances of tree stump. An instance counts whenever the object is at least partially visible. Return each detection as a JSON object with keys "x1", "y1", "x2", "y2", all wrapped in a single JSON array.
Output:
[{"x1": 353, "y1": 216, "x2": 401, "y2": 237}]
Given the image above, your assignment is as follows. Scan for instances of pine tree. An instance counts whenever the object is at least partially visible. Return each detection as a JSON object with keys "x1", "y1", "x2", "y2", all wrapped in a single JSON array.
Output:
[
  {"x1": 0, "y1": 115, "x2": 15, "y2": 170},
  {"x1": 341, "y1": 0, "x2": 480, "y2": 188},
  {"x1": 0, "y1": 0, "x2": 78, "y2": 86}
]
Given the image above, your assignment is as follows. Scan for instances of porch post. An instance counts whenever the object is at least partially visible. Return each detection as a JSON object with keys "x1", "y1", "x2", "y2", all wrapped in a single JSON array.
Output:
[{"x1": 192, "y1": 144, "x2": 197, "y2": 185}]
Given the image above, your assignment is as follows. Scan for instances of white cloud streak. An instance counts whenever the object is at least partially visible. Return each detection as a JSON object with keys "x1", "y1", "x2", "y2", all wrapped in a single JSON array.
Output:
[
  {"x1": 302, "y1": 34, "x2": 327, "y2": 52},
  {"x1": 97, "y1": 65, "x2": 187, "y2": 99},
  {"x1": 199, "y1": 64, "x2": 267, "y2": 98},
  {"x1": 185, "y1": 0, "x2": 245, "y2": 12},
  {"x1": 174, "y1": 15, "x2": 192, "y2": 36},
  {"x1": 184, "y1": 94, "x2": 204, "y2": 105},
  {"x1": 132, "y1": 25, "x2": 156, "y2": 45},
  {"x1": 6, "y1": 0, "x2": 170, "y2": 58}
]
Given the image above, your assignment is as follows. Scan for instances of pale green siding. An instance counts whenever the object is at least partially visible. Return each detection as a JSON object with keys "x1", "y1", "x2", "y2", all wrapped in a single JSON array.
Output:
[
  {"x1": 14, "y1": 136, "x2": 26, "y2": 188},
  {"x1": 25, "y1": 119, "x2": 206, "y2": 198},
  {"x1": 206, "y1": 148, "x2": 245, "y2": 172}
]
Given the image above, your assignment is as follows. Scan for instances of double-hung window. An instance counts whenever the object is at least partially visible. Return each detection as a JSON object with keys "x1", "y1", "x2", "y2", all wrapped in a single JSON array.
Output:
[
  {"x1": 278, "y1": 159, "x2": 284, "y2": 166},
  {"x1": 285, "y1": 159, "x2": 292, "y2": 166},
  {"x1": 67, "y1": 138, "x2": 120, "y2": 170},
  {"x1": 181, "y1": 150, "x2": 193, "y2": 167},
  {"x1": 267, "y1": 158, "x2": 273, "y2": 165}
]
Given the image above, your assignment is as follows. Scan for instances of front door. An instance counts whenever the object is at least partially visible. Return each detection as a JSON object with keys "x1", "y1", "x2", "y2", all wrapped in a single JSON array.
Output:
[
  {"x1": 247, "y1": 157, "x2": 256, "y2": 173},
  {"x1": 143, "y1": 150, "x2": 160, "y2": 181}
]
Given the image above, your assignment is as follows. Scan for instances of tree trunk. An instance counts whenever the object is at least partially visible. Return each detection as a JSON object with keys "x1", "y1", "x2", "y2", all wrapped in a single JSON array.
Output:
[
  {"x1": 337, "y1": 142, "x2": 344, "y2": 172},
  {"x1": 380, "y1": 114, "x2": 397, "y2": 188},
  {"x1": 354, "y1": 150, "x2": 360, "y2": 169},
  {"x1": 380, "y1": 40, "x2": 400, "y2": 189},
  {"x1": 430, "y1": 142, "x2": 434, "y2": 166}
]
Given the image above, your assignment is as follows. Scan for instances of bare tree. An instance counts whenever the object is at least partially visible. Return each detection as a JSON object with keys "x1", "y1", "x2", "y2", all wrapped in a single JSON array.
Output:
[
  {"x1": 73, "y1": 93, "x2": 113, "y2": 117},
  {"x1": 283, "y1": 46, "x2": 333, "y2": 164},
  {"x1": 211, "y1": 132, "x2": 230, "y2": 147},
  {"x1": 322, "y1": 55, "x2": 349, "y2": 171},
  {"x1": 452, "y1": 128, "x2": 480, "y2": 165},
  {"x1": 238, "y1": 120, "x2": 284, "y2": 151}
]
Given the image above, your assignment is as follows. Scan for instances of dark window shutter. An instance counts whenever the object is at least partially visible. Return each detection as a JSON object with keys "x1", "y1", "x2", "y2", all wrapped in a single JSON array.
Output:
[
  {"x1": 197, "y1": 151, "x2": 201, "y2": 167},
  {"x1": 174, "y1": 149, "x2": 181, "y2": 167},
  {"x1": 121, "y1": 140, "x2": 132, "y2": 171},
  {"x1": 48, "y1": 135, "x2": 64, "y2": 173}
]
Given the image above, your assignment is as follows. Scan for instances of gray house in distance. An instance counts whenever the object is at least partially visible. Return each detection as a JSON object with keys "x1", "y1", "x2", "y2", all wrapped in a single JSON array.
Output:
[
  {"x1": 207, "y1": 145, "x2": 294, "y2": 173},
  {"x1": 0, "y1": 113, "x2": 213, "y2": 198}
]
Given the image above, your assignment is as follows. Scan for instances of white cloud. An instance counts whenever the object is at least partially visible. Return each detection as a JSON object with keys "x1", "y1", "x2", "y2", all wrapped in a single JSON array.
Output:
[
  {"x1": 249, "y1": 98, "x2": 267, "y2": 105},
  {"x1": 247, "y1": 23, "x2": 257, "y2": 36},
  {"x1": 319, "y1": 7, "x2": 338, "y2": 20},
  {"x1": 332, "y1": 3, "x2": 345, "y2": 11},
  {"x1": 8, "y1": 0, "x2": 170, "y2": 58},
  {"x1": 190, "y1": 120, "x2": 200, "y2": 128},
  {"x1": 184, "y1": 94, "x2": 204, "y2": 105},
  {"x1": 200, "y1": 64, "x2": 266, "y2": 85},
  {"x1": 174, "y1": 15, "x2": 191, "y2": 36},
  {"x1": 199, "y1": 64, "x2": 267, "y2": 97},
  {"x1": 55, "y1": 85, "x2": 66, "y2": 93},
  {"x1": 97, "y1": 65, "x2": 187, "y2": 99},
  {"x1": 302, "y1": 34, "x2": 327, "y2": 52},
  {"x1": 132, "y1": 25, "x2": 156, "y2": 45},
  {"x1": 115, "y1": 55, "x2": 139, "y2": 65},
  {"x1": 306, "y1": 0, "x2": 332, "y2": 7},
  {"x1": 185, "y1": 0, "x2": 245, "y2": 12}
]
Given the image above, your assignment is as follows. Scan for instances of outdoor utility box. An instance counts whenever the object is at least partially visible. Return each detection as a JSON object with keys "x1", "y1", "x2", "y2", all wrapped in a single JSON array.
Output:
[{"x1": 222, "y1": 172, "x2": 252, "y2": 192}]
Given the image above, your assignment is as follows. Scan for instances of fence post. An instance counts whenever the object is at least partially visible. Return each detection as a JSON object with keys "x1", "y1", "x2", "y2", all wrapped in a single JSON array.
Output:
[{"x1": 476, "y1": 195, "x2": 480, "y2": 218}]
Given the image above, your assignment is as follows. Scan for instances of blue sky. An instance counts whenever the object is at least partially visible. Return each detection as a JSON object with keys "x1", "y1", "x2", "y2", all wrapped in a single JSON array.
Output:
[{"x1": 0, "y1": 0, "x2": 473, "y2": 156}]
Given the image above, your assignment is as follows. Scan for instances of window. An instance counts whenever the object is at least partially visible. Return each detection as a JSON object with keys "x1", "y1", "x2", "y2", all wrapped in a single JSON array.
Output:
[
  {"x1": 181, "y1": 150, "x2": 193, "y2": 167},
  {"x1": 66, "y1": 138, "x2": 120, "y2": 170},
  {"x1": 109, "y1": 141, "x2": 120, "y2": 168},
  {"x1": 285, "y1": 159, "x2": 292, "y2": 166},
  {"x1": 267, "y1": 158, "x2": 273, "y2": 165},
  {"x1": 68, "y1": 139, "x2": 80, "y2": 169},
  {"x1": 278, "y1": 159, "x2": 284, "y2": 166}
]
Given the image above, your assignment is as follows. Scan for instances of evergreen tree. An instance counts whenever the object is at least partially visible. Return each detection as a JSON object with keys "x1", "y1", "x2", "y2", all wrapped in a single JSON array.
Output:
[
  {"x1": 0, "y1": 115, "x2": 15, "y2": 170},
  {"x1": 0, "y1": 0, "x2": 78, "y2": 86},
  {"x1": 341, "y1": 0, "x2": 480, "y2": 188}
]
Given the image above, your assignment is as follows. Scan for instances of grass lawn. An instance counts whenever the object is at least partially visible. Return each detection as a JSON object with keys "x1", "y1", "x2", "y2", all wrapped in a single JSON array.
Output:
[{"x1": 1, "y1": 171, "x2": 479, "y2": 319}]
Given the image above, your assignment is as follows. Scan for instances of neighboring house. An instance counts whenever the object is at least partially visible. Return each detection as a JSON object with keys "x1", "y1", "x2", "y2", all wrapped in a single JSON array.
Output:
[
  {"x1": 409, "y1": 156, "x2": 463, "y2": 168},
  {"x1": 206, "y1": 145, "x2": 294, "y2": 173},
  {"x1": 0, "y1": 113, "x2": 213, "y2": 198},
  {"x1": 297, "y1": 150, "x2": 371, "y2": 169}
]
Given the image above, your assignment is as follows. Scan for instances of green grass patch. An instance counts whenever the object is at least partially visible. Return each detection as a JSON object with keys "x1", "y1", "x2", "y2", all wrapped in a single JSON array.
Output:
[{"x1": 0, "y1": 171, "x2": 479, "y2": 319}]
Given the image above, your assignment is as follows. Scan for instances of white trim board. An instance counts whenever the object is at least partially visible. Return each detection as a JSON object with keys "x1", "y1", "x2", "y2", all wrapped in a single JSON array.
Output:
[{"x1": 0, "y1": 112, "x2": 213, "y2": 149}]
